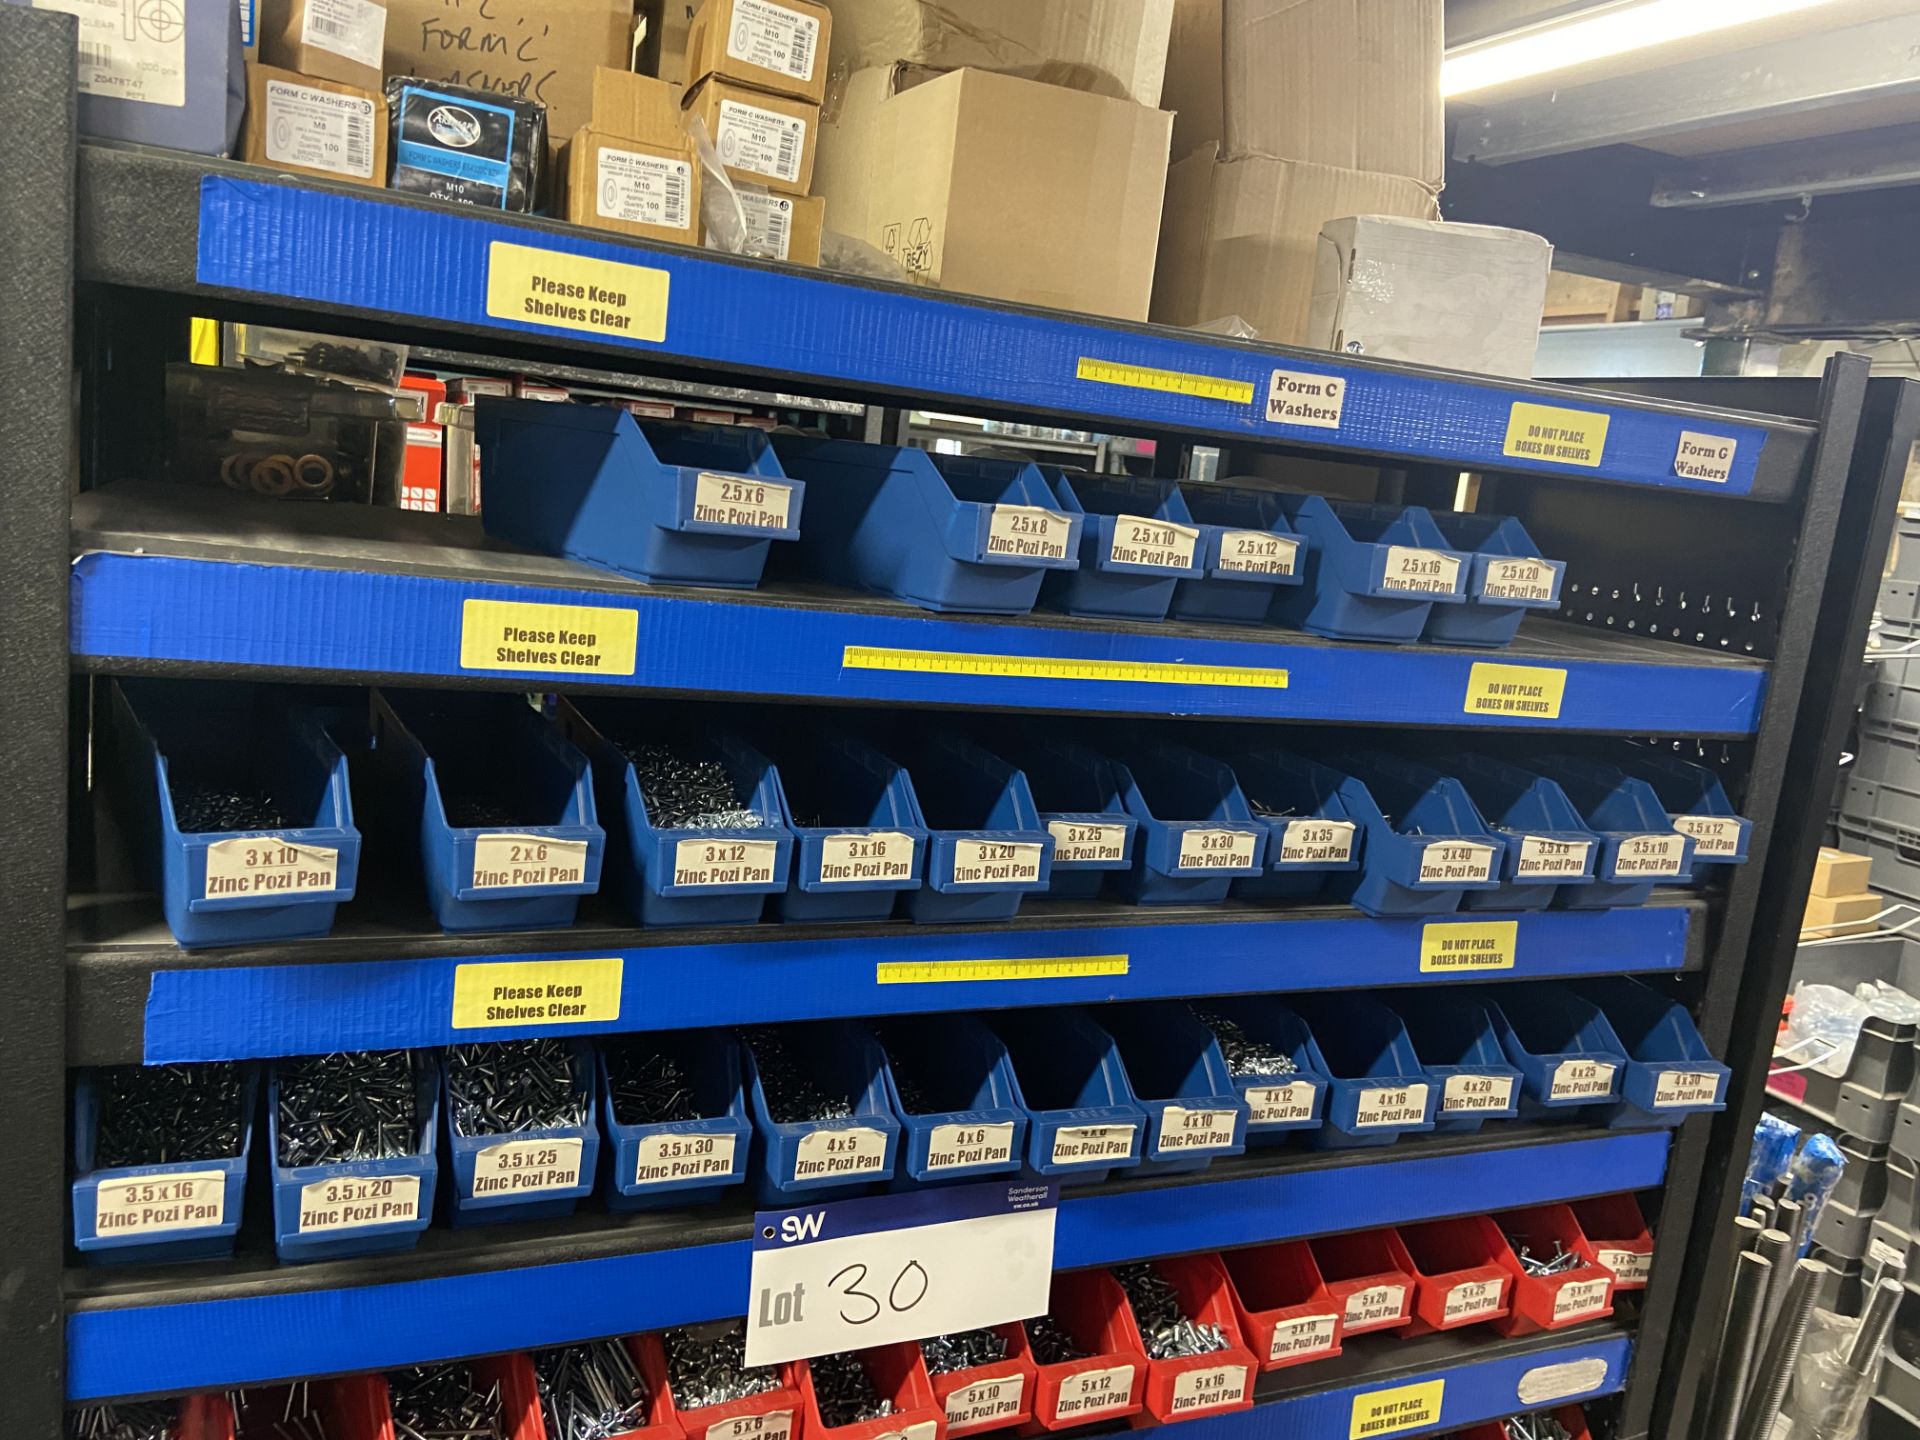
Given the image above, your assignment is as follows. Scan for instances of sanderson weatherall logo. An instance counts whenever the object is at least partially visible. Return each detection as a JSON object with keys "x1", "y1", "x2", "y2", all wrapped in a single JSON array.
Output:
[{"x1": 427, "y1": 105, "x2": 483, "y2": 148}]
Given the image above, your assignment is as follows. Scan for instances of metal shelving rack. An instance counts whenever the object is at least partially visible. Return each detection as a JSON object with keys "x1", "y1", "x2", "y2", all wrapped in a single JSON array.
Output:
[{"x1": 11, "y1": 8, "x2": 1920, "y2": 1437}]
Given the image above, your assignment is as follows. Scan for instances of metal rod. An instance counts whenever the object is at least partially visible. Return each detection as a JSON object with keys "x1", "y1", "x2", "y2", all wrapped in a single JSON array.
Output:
[
  {"x1": 1704, "y1": 1251, "x2": 1772, "y2": 1440},
  {"x1": 1751, "y1": 1196, "x2": 1777, "y2": 1229},
  {"x1": 1735, "y1": 1215, "x2": 1765, "y2": 1254},
  {"x1": 1847, "y1": 1277, "x2": 1904, "y2": 1370},
  {"x1": 1774, "y1": 1198, "x2": 1804, "y2": 1256},
  {"x1": 1737, "y1": 1258, "x2": 1829, "y2": 1440},
  {"x1": 1754, "y1": 1228, "x2": 1794, "y2": 1341}
]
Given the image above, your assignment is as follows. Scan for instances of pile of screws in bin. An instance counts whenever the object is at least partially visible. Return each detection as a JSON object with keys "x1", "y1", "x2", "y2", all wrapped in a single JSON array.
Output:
[
  {"x1": 386, "y1": 1363, "x2": 504, "y2": 1440},
  {"x1": 230, "y1": 1382, "x2": 331, "y2": 1440},
  {"x1": 1506, "y1": 1238, "x2": 1586, "y2": 1278},
  {"x1": 808, "y1": 1353, "x2": 894, "y2": 1427},
  {"x1": 171, "y1": 780, "x2": 291, "y2": 832},
  {"x1": 95, "y1": 1062, "x2": 246, "y2": 1167},
  {"x1": 532, "y1": 1339, "x2": 650, "y2": 1440},
  {"x1": 746, "y1": 1030, "x2": 852, "y2": 1121},
  {"x1": 1115, "y1": 1264, "x2": 1229, "y2": 1360},
  {"x1": 1026, "y1": 1316, "x2": 1091, "y2": 1366},
  {"x1": 625, "y1": 742, "x2": 765, "y2": 830},
  {"x1": 1194, "y1": 1010, "x2": 1298, "y2": 1079},
  {"x1": 67, "y1": 1403, "x2": 177, "y2": 1440},
  {"x1": 448, "y1": 1039, "x2": 587, "y2": 1137},
  {"x1": 277, "y1": 1051, "x2": 421, "y2": 1166},
  {"x1": 921, "y1": 1329, "x2": 1009, "y2": 1376},
  {"x1": 1499, "y1": 1415, "x2": 1573, "y2": 1440},
  {"x1": 664, "y1": 1322, "x2": 784, "y2": 1407},
  {"x1": 606, "y1": 1045, "x2": 703, "y2": 1125}
]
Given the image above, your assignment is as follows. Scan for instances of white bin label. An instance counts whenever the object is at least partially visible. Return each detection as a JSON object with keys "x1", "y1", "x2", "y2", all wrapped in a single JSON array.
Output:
[
  {"x1": 264, "y1": 79, "x2": 377, "y2": 179},
  {"x1": 986, "y1": 505, "x2": 1072, "y2": 562},
  {"x1": 302, "y1": 0, "x2": 386, "y2": 68},
  {"x1": 297, "y1": 1173, "x2": 422, "y2": 1233},
  {"x1": 1675, "y1": 814, "x2": 1742, "y2": 857},
  {"x1": 1442, "y1": 1073, "x2": 1516, "y2": 1114},
  {"x1": 597, "y1": 147, "x2": 694, "y2": 231},
  {"x1": 1675, "y1": 431, "x2": 1737, "y2": 484},
  {"x1": 1381, "y1": 546, "x2": 1463, "y2": 596},
  {"x1": 1218, "y1": 530, "x2": 1299, "y2": 576},
  {"x1": 945, "y1": 1376, "x2": 1024, "y2": 1433},
  {"x1": 1050, "y1": 1124, "x2": 1135, "y2": 1166},
  {"x1": 1279, "y1": 818, "x2": 1355, "y2": 865},
  {"x1": 1108, "y1": 514, "x2": 1198, "y2": 570},
  {"x1": 820, "y1": 831, "x2": 915, "y2": 884},
  {"x1": 1613, "y1": 833, "x2": 1689, "y2": 877},
  {"x1": 634, "y1": 1131, "x2": 738, "y2": 1186},
  {"x1": 472, "y1": 834, "x2": 588, "y2": 890},
  {"x1": 1354, "y1": 1084, "x2": 1429, "y2": 1129},
  {"x1": 1345, "y1": 1284, "x2": 1407, "y2": 1329},
  {"x1": 1245, "y1": 1081, "x2": 1318, "y2": 1125},
  {"x1": 1482, "y1": 557, "x2": 1558, "y2": 603},
  {"x1": 1156, "y1": 1106, "x2": 1238, "y2": 1153},
  {"x1": 870, "y1": 1423, "x2": 937, "y2": 1440},
  {"x1": 711, "y1": 1413, "x2": 793, "y2": 1440},
  {"x1": 1170, "y1": 1365, "x2": 1247, "y2": 1414},
  {"x1": 727, "y1": 0, "x2": 821, "y2": 81},
  {"x1": 36, "y1": 0, "x2": 185, "y2": 106},
  {"x1": 1653, "y1": 1070, "x2": 1722, "y2": 1108},
  {"x1": 673, "y1": 838, "x2": 779, "y2": 888},
  {"x1": 471, "y1": 1137, "x2": 583, "y2": 1197},
  {"x1": 1516, "y1": 836, "x2": 1592, "y2": 880},
  {"x1": 925, "y1": 1122, "x2": 1015, "y2": 1172},
  {"x1": 1177, "y1": 828, "x2": 1259, "y2": 871},
  {"x1": 1417, "y1": 841, "x2": 1495, "y2": 885},
  {"x1": 1443, "y1": 1279, "x2": 1505, "y2": 1324},
  {"x1": 951, "y1": 840, "x2": 1042, "y2": 886},
  {"x1": 1549, "y1": 1060, "x2": 1616, "y2": 1102},
  {"x1": 694, "y1": 472, "x2": 793, "y2": 531},
  {"x1": 1266, "y1": 370, "x2": 1346, "y2": 429},
  {"x1": 1267, "y1": 1313, "x2": 1337, "y2": 1363},
  {"x1": 94, "y1": 1170, "x2": 226, "y2": 1237},
  {"x1": 793, "y1": 1126, "x2": 887, "y2": 1181},
  {"x1": 204, "y1": 837, "x2": 339, "y2": 900},
  {"x1": 1552, "y1": 1277, "x2": 1611, "y2": 1323},
  {"x1": 1048, "y1": 821, "x2": 1129, "y2": 865},
  {"x1": 716, "y1": 98, "x2": 808, "y2": 184},
  {"x1": 1595, "y1": 1248, "x2": 1652, "y2": 1285},
  {"x1": 1052, "y1": 1367, "x2": 1134, "y2": 1420}
]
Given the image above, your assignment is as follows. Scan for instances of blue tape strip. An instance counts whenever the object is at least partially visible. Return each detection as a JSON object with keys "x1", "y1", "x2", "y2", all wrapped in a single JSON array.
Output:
[
  {"x1": 194, "y1": 177, "x2": 1770, "y2": 494},
  {"x1": 140, "y1": 906, "x2": 1691, "y2": 1063},
  {"x1": 71, "y1": 555, "x2": 1766, "y2": 732},
  {"x1": 65, "y1": 1134, "x2": 1661, "y2": 1399}
]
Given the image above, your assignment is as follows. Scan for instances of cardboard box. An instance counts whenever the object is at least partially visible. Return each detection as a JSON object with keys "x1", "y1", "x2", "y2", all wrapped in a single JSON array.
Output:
[
  {"x1": 1803, "y1": 891, "x2": 1881, "y2": 938},
  {"x1": 591, "y1": 66, "x2": 686, "y2": 141},
  {"x1": 260, "y1": 0, "x2": 388, "y2": 91},
  {"x1": 383, "y1": 0, "x2": 637, "y2": 152},
  {"x1": 826, "y1": 0, "x2": 1175, "y2": 109},
  {"x1": 684, "y1": 0, "x2": 831, "y2": 105},
  {"x1": 240, "y1": 64, "x2": 388, "y2": 188},
  {"x1": 1151, "y1": 146, "x2": 1437, "y2": 344},
  {"x1": 1160, "y1": 0, "x2": 1442, "y2": 187},
  {"x1": 686, "y1": 76, "x2": 818, "y2": 195},
  {"x1": 736, "y1": 191, "x2": 824, "y2": 265},
  {"x1": 1309, "y1": 216, "x2": 1552, "y2": 379},
  {"x1": 816, "y1": 66, "x2": 1171, "y2": 321},
  {"x1": 1813, "y1": 847, "x2": 1875, "y2": 898},
  {"x1": 565, "y1": 127, "x2": 700, "y2": 244}
]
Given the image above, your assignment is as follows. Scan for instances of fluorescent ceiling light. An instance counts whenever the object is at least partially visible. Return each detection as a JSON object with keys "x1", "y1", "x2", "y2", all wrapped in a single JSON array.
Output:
[{"x1": 1443, "y1": 0, "x2": 1850, "y2": 97}]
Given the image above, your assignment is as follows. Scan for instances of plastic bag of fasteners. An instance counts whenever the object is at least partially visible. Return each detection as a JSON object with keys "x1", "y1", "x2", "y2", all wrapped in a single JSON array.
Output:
[{"x1": 1777, "y1": 1308, "x2": 1881, "y2": 1439}]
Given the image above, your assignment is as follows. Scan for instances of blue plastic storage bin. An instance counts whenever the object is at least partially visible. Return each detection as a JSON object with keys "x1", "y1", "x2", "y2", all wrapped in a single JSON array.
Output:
[
  {"x1": 1038, "y1": 472, "x2": 1203, "y2": 619},
  {"x1": 1170, "y1": 484, "x2": 1308, "y2": 625},
  {"x1": 110, "y1": 679, "x2": 361, "y2": 950},
  {"x1": 770, "y1": 437, "x2": 1080, "y2": 614},
  {"x1": 743, "y1": 1023, "x2": 902, "y2": 1205},
  {"x1": 1615, "y1": 750, "x2": 1753, "y2": 870},
  {"x1": 475, "y1": 400, "x2": 804, "y2": 588},
  {"x1": 1189, "y1": 1000, "x2": 1332, "y2": 1143},
  {"x1": 1422, "y1": 513, "x2": 1565, "y2": 648},
  {"x1": 72, "y1": 1065, "x2": 257, "y2": 1264},
  {"x1": 1533, "y1": 756, "x2": 1697, "y2": 908},
  {"x1": 1486, "y1": 985, "x2": 1631, "y2": 1116},
  {"x1": 1451, "y1": 755, "x2": 1601, "y2": 912},
  {"x1": 1575, "y1": 978, "x2": 1730, "y2": 1129},
  {"x1": 1287, "y1": 997, "x2": 1438, "y2": 1149},
  {"x1": 1387, "y1": 994, "x2": 1522, "y2": 1133},
  {"x1": 1099, "y1": 1005, "x2": 1249, "y2": 1174},
  {"x1": 1219, "y1": 750, "x2": 1364, "y2": 902},
  {"x1": 371, "y1": 690, "x2": 605, "y2": 934},
  {"x1": 600, "y1": 1032, "x2": 753, "y2": 1211},
  {"x1": 1271, "y1": 498, "x2": 1469, "y2": 642},
  {"x1": 268, "y1": 1052, "x2": 440, "y2": 1263},
  {"x1": 872, "y1": 1016, "x2": 1028, "y2": 1186},
  {"x1": 1115, "y1": 744, "x2": 1268, "y2": 905},
  {"x1": 991, "y1": 1010, "x2": 1146, "y2": 1185},
  {"x1": 442, "y1": 1041, "x2": 600, "y2": 1226},
  {"x1": 980, "y1": 736, "x2": 1135, "y2": 900},
  {"x1": 758, "y1": 733, "x2": 928, "y2": 923},
  {"x1": 558, "y1": 698, "x2": 793, "y2": 928},
  {"x1": 883, "y1": 734, "x2": 1053, "y2": 923},
  {"x1": 1326, "y1": 754, "x2": 1507, "y2": 917}
]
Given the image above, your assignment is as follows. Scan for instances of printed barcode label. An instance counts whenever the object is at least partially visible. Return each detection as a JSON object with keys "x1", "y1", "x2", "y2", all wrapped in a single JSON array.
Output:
[
  {"x1": 1051, "y1": 1367, "x2": 1133, "y2": 1419},
  {"x1": 94, "y1": 1170, "x2": 226, "y2": 1238},
  {"x1": 693, "y1": 471, "x2": 793, "y2": 530},
  {"x1": 204, "y1": 836, "x2": 339, "y2": 900},
  {"x1": 946, "y1": 1376, "x2": 1023, "y2": 1433},
  {"x1": 1218, "y1": 529, "x2": 1299, "y2": 576},
  {"x1": 1417, "y1": 841, "x2": 1495, "y2": 885},
  {"x1": 1354, "y1": 1084, "x2": 1429, "y2": 1128},
  {"x1": 263, "y1": 79, "x2": 377, "y2": 179},
  {"x1": 1613, "y1": 833, "x2": 1689, "y2": 877},
  {"x1": 1344, "y1": 1284, "x2": 1406, "y2": 1329},
  {"x1": 1048, "y1": 821, "x2": 1129, "y2": 865},
  {"x1": 1675, "y1": 814, "x2": 1743, "y2": 857},
  {"x1": 820, "y1": 831, "x2": 915, "y2": 884},
  {"x1": 1267, "y1": 1314, "x2": 1337, "y2": 1362},
  {"x1": 596, "y1": 146, "x2": 695, "y2": 231},
  {"x1": 1169, "y1": 1365, "x2": 1247, "y2": 1414},
  {"x1": 1442, "y1": 1073, "x2": 1516, "y2": 1114},
  {"x1": 727, "y1": 0, "x2": 821, "y2": 81},
  {"x1": 633, "y1": 1132, "x2": 737, "y2": 1186},
  {"x1": 672, "y1": 838, "x2": 779, "y2": 888},
  {"x1": 38, "y1": 0, "x2": 186, "y2": 106},
  {"x1": 1595, "y1": 1248, "x2": 1652, "y2": 1285},
  {"x1": 1245, "y1": 1081, "x2": 1318, "y2": 1125},
  {"x1": 986, "y1": 504, "x2": 1071, "y2": 561},
  {"x1": 1176, "y1": 828, "x2": 1259, "y2": 871},
  {"x1": 1482, "y1": 556, "x2": 1559, "y2": 603},
  {"x1": 472, "y1": 834, "x2": 588, "y2": 891},
  {"x1": 300, "y1": 0, "x2": 386, "y2": 69},
  {"x1": 1516, "y1": 835, "x2": 1592, "y2": 879},
  {"x1": 1051, "y1": 1124, "x2": 1134, "y2": 1166},
  {"x1": 738, "y1": 191, "x2": 796, "y2": 260},
  {"x1": 1552, "y1": 1278, "x2": 1611, "y2": 1323},
  {"x1": 951, "y1": 840, "x2": 1042, "y2": 886},
  {"x1": 1550, "y1": 1060, "x2": 1616, "y2": 1102},
  {"x1": 711, "y1": 1412, "x2": 792, "y2": 1440},
  {"x1": 297, "y1": 1173, "x2": 421, "y2": 1234},
  {"x1": 1279, "y1": 818, "x2": 1355, "y2": 865},
  {"x1": 717, "y1": 99, "x2": 807, "y2": 184},
  {"x1": 1443, "y1": 1279, "x2": 1504, "y2": 1324},
  {"x1": 793, "y1": 1127, "x2": 887, "y2": 1180},
  {"x1": 1653, "y1": 1070, "x2": 1722, "y2": 1108},
  {"x1": 471, "y1": 1137, "x2": 583, "y2": 1197},
  {"x1": 1108, "y1": 514, "x2": 1199, "y2": 571},
  {"x1": 1156, "y1": 1106, "x2": 1238, "y2": 1153},
  {"x1": 1381, "y1": 546, "x2": 1463, "y2": 596},
  {"x1": 925, "y1": 1122, "x2": 1015, "y2": 1172}
]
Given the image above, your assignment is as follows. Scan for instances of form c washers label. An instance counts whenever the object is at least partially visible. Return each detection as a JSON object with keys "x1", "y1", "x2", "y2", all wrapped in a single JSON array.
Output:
[{"x1": 841, "y1": 646, "x2": 1289, "y2": 690}]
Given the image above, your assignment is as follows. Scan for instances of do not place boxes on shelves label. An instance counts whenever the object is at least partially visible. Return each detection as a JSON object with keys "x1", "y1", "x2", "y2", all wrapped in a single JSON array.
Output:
[
  {"x1": 1420, "y1": 920, "x2": 1518, "y2": 974},
  {"x1": 1350, "y1": 1379, "x2": 1444, "y2": 1439},
  {"x1": 1465, "y1": 663, "x2": 1567, "y2": 720},
  {"x1": 1503, "y1": 403, "x2": 1609, "y2": 468},
  {"x1": 451, "y1": 957, "x2": 624, "y2": 1029},
  {"x1": 95, "y1": 1171, "x2": 226, "y2": 1237},
  {"x1": 459, "y1": 598, "x2": 639, "y2": 677}
]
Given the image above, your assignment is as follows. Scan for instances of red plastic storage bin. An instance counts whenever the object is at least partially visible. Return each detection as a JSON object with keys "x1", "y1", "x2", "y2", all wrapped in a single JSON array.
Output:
[
  {"x1": 1456, "y1": 1405, "x2": 1594, "y2": 1440},
  {"x1": 1309, "y1": 1229, "x2": 1417, "y2": 1337},
  {"x1": 320, "y1": 1375, "x2": 398, "y2": 1440},
  {"x1": 1220, "y1": 1241, "x2": 1344, "y2": 1372},
  {"x1": 1571, "y1": 1192, "x2": 1655, "y2": 1291},
  {"x1": 1121, "y1": 1254, "x2": 1257, "y2": 1427},
  {"x1": 1491, "y1": 1204, "x2": 1616, "y2": 1337},
  {"x1": 224, "y1": 1383, "x2": 393, "y2": 1440},
  {"x1": 332, "y1": 1359, "x2": 547, "y2": 1440},
  {"x1": 1398, "y1": 1216, "x2": 1513, "y2": 1334},
  {"x1": 177, "y1": 1395, "x2": 236, "y2": 1440},
  {"x1": 925, "y1": 1322, "x2": 1037, "y2": 1438},
  {"x1": 640, "y1": 1329, "x2": 804, "y2": 1440},
  {"x1": 797, "y1": 1343, "x2": 944, "y2": 1440},
  {"x1": 1026, "y1": 1269, "x2": 1149, "y2": 1431}
]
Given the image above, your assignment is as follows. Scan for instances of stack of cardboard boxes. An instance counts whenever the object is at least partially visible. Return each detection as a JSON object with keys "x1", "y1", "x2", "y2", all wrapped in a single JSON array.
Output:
[
  {"x1": 561, "y1": 68, "x2": 705, "y2": 252},
  {"x1": 1805, "y1": 847, "x2": 1884, "y2": 940},
  {"x1": 240, "y1": 0, "x2": 392, "y2": 189}
]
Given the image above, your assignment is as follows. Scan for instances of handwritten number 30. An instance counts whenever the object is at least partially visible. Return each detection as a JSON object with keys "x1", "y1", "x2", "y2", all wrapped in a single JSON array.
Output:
[{"x1": 830, "y1": 1260, "x2": 930, "y2": 1325}]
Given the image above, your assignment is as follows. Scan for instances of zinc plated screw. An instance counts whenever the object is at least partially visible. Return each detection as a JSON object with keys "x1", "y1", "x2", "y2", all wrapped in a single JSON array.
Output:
[
  {"x1": 809, "y1": 1352, "x2": 894, "y2": 1428},
  {"x1": 532, "y1": 1339, "x2": 650, "y2": 1440},
  {"x1": 385, "y1": 1362, "x2": 504, "y2": 1440},
  {"x1": 67, "y1": 1403, "x2": 177, "y2": 1440},
  {"x1": 664, "y1": 1322, "x2": 782, "y2": 1408},
  {"x1": 1027, "y1": 1315, "x2": 1091, "y2": 1366},
  {"x1": 921, "y1": 1329, "x2": 1009, "y2": 1376}
]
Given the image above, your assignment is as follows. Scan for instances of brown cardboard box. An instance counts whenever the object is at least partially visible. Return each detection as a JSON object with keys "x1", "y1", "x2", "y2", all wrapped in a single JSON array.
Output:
[
  {"x1": 1802, "y1": 891, "x2": 1881, "y2": 938},
  {"x1": 591, "y1": 66, "x2": 686, "y2": 143},
  {"x1": 826, "y1": 0, "x2": 1175, "y2": 109},
  {"x1": 1151, "y1": 146, "x2": 1437, "y2": 344},
  {"x1": 384, "y1": 0, "x2": 637, "y2": 153},
  {"x1": 240, "y1": 64, "x2": 389, "y2": 188},
  {"x1": 565, "y1": 127, "x2": 701, "y2": 244},
  {"x1": 817, "y1": 65, "x2": 1171, "y2": 321},
  {"x1": 1161, "y1": 0, "x2": 1442, "y2": 187},
  {"x1": 684, "y1": 0, "x2": 832, "y2": 106},
  {"x1": 686, "y1": 77, "x2": 818, "y2": 196},
  {"x1": 721, "y1": 191, "x2": 826, "y2": 265},
  {"x1": 260, "y1": 0, "x2": 389, "y2": 91},
  {"x1": 1812, "y1": 847, "x2": 1875, "y2": 898}
]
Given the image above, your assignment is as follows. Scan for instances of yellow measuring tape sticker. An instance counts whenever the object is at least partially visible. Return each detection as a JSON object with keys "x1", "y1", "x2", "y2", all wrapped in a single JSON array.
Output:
[
  {"x1": 1077, "y1": 357, "x2": 1255, "y2": 406},
  {"x1": 843, "y1": 647, "x2": 1289, "y2": 690},
  {"x1": 877, "y1": 955, "x2": 1130, "y2": 985}
]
